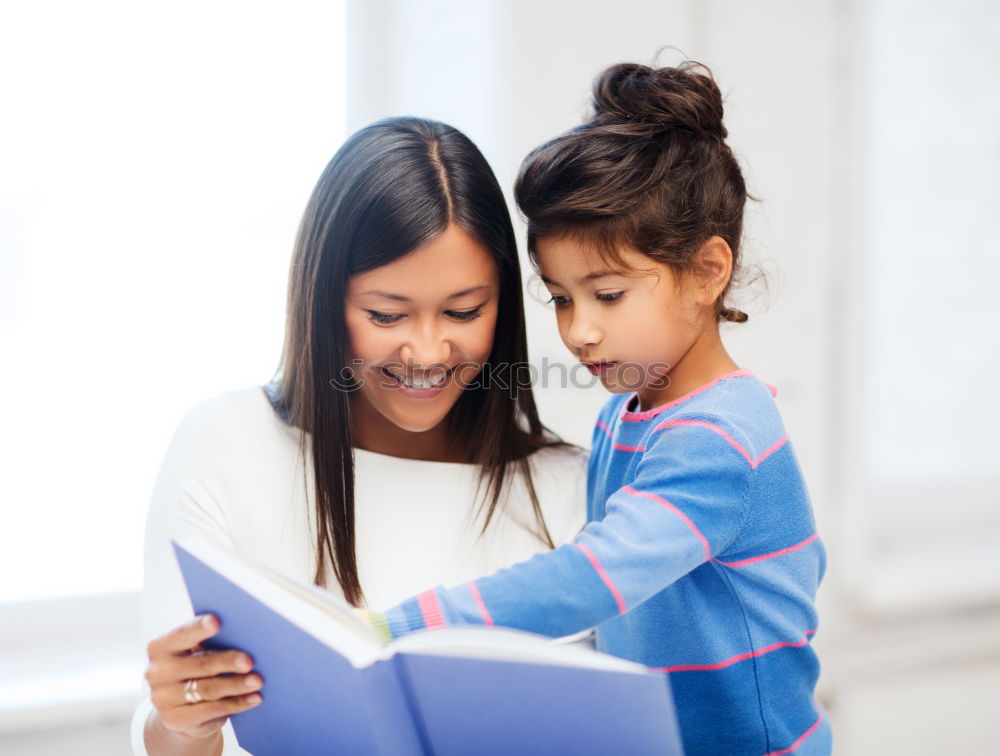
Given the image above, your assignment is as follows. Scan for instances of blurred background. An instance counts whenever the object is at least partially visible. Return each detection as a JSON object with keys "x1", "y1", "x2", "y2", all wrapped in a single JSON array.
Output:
[{"x1": 1, "y1": 0, "x2": 998, "y2": 753}]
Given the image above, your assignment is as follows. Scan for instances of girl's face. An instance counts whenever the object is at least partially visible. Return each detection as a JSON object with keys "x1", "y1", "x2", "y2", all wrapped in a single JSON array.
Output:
[
  {"x1": 535, "y1": 236, "x2": 723, "y2": 409},
  {"x1": 344, "y1": 224, "x2": 500, "y2": 439}
]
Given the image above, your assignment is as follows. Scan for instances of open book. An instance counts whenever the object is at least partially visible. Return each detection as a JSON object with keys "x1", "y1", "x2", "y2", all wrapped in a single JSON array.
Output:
[{"x1": 172, "y1": 538, "x2": 683, "y2": 756}]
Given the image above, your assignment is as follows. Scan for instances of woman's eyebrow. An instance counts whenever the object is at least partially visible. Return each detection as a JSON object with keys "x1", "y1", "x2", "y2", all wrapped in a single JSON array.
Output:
[
  {"x1": 360, "y1": 290, "x2": 410, "y2": 302},
  {"x1": 445, "y1": 285, "x2": 491, "y2": 300},
  {"x1": 359, "y1": 285, "x2": 491, "y2": 302}
]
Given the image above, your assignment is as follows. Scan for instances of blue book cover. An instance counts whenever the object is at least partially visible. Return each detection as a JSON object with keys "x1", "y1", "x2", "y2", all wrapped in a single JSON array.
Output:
[{"x1": 172, "y1": 539, "x2": 684, "y2": 756}]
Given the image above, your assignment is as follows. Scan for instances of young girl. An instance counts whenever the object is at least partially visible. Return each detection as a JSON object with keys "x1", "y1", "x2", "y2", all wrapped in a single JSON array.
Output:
[{"x1": 366, "y1": 63, "x2": 830, "y2": 755}]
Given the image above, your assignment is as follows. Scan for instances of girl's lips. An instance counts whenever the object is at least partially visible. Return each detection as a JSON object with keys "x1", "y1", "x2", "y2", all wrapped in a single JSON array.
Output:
[
  {"x1": 584, "y1": 361, "x2": 617, "y2": 376},
  {"x1": 380, "y1": 367, "x2": 453, "y2": 398}
]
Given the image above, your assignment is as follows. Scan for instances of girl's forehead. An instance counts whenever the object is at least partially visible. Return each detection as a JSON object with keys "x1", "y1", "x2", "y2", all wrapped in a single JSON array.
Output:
[{"x1": 535, "y1": 236, "x2": 654, "y2": 284}]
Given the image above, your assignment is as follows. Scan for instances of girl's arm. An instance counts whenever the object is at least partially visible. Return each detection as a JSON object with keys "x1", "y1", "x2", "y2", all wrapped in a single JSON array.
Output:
[{"x1": 373, "y1": 423, "x2": 751, "y2": 640}]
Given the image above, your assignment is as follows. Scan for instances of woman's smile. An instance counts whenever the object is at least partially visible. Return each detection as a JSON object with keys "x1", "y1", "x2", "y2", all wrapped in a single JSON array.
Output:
[{"x1": 379, "y1": 365, "x2": 454, "y2": 397}]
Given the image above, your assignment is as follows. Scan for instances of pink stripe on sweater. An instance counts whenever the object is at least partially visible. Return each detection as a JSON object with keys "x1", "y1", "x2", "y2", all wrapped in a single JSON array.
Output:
[
  {"x1": 762, "y1": 711, "x2": 823, "y2": 755},
  {"x1": 622, "y1": 485, "x2": 712, "y2": 561},
  {"x1": 614, "y1": 441, "x2": 647, "y2": 452},
  {"x1": 656, "y1": 630, "x2": 817, "y2": 673},
  {"x1": 653, "y1": 419, "x2": 754, "y2": 466},
  {"x1": 621, "y1": 369, "x2": 753, "y2": 422},
  {"x1": 595, "y1": 419, "x2": 647, "y2": 451},
  {"x1": 467, "y1": 582, "x2": 493, "y2": 626},
  {"x1": 653, "y1": 420, "x2": 788, "y2": 470},
  {"x1": 754, "y1": 434, "x2": 789, "y2": 467},
  {"x1": 576, "y1": 543, "x2": 627, "y2": 614},
  {"x1": 416, "y1": 589, "x2": 446, "y2": 629},
  {"x1": 715, "y1": 533, "x2": 819, "y2": 568}
]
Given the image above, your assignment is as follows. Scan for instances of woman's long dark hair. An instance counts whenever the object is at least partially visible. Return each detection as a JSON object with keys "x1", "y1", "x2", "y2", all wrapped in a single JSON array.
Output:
[{"x1": 270, "y1": 117, "x2": 559, "y2": 605}]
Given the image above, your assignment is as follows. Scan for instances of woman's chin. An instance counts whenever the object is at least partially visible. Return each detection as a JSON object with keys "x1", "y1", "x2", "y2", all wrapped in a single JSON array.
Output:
[{"x1": 368, "y1": 387, "x2": 462, "y2": 434}]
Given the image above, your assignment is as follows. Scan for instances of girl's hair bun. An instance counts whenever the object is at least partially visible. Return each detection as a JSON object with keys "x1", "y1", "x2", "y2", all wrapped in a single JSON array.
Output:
[{"x1": 592, "y1": 61, "x2": 727, "y2": 140}]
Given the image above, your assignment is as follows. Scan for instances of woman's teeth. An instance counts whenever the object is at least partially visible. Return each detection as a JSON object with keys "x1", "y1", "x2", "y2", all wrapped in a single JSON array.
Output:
[
  {"x1": 404, "y1": 374, "x2": 444, "y2": 390},
  {"x1": 384, "y1": 368, "x2": 449, "y2": 390}
]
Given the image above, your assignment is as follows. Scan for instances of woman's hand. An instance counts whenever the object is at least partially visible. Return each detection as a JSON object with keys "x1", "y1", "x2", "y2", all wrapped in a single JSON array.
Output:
[{"x1": 144, "y1": 614, "x2": 263, "y2": 750}]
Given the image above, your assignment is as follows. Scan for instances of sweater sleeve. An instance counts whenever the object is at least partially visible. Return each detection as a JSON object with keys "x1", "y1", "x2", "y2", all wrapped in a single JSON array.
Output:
[
  {"x1": 379, "y1": 422, "x2": 751, "y2": 639},
  {"x1": 130, "y1": 401, "x2": 251, "y2": 756}
]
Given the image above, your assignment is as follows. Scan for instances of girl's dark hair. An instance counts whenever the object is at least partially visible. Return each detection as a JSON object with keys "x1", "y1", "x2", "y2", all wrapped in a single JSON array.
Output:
[
  {"x1": 515, "y1": 61, "x2": 750, "y2": 323},
  {"x1": 270, "y1": 117, "x2": 558, "y2": 605}
]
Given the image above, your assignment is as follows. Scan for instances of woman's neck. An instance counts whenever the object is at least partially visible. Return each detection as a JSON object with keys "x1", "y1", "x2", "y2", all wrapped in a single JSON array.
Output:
[{"x1": 348, "y1": 394, "x2": 469, "y2": 463}]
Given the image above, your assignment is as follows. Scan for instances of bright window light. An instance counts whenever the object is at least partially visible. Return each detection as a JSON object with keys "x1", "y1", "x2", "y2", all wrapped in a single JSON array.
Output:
[
  {"x1": 0, "y1": 1, "x2": 347, "y2": 601},
  {"x1": 864, "y1": 0, "x2": 1000, "y2": 488}
]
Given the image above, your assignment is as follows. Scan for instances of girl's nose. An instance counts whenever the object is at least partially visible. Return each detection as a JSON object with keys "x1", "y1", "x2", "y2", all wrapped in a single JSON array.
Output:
[{"x1": 566, "y1": 312, "x2": 602, "y2": 349}]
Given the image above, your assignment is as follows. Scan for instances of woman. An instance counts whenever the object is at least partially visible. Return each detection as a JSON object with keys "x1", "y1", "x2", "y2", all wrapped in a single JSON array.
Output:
[{"x1": 132, "y1": 118, "x2": 587, "y2": 755}]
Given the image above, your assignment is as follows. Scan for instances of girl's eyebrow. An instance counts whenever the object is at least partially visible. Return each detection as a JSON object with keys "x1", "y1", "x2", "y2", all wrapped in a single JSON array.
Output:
[
  {"x1": 359, "y1": 285, "x2": 491, "y2": 302},
  {"x1": 540, "y1": 271, "x2": 620, "y2": 287}
]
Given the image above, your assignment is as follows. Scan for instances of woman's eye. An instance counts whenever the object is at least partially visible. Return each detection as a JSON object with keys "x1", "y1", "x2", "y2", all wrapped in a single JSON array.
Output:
[
  {"x1": 546, "y1": 294, "x2": 571, "y2": 307},
  {"x1": 446, "y1": 307, "x2": 483, "y2": 322},
  {"x1": 596, "y1": 291, "x2": 624, "y2": 303},
  {"x1": 366, "y1": 310, "x2": 405, "y2": 325}
]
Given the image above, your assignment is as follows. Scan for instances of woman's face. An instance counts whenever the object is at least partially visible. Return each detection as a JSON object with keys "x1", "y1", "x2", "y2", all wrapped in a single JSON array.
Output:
[{"x1": 344, "y1": 223, "x2": 500, "y2": 437}]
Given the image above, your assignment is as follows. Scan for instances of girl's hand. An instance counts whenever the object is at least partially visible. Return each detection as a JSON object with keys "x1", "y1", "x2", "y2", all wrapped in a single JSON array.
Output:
[{"x1": 144, "y1": 614, "x2": 263, "y2": 742}]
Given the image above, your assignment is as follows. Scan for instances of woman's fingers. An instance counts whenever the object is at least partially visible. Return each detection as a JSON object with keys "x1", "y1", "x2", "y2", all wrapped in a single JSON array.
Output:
[
  {"x1": 159, "y1": 692, "x2": 263, "y2": 737},
  {"x1": 171, "y1": 648, "x2": 255, "y2": 682},
  {"x1": 148, "y1": 614, "x2": 219, "y2": 657},
  {"x1": 145, "y1": 614, "x2": 254, "y2": 686},
  {"x1": 144, "y1": 614, "x2": 265, "y2": 740},
  {"x1": 154, "y1": 674, "x2": 263, "y2": 710}
]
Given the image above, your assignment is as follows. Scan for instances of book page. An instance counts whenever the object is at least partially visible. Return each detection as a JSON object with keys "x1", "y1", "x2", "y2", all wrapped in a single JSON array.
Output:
[
  {"x1": 389, "y1": 626, "x2": 647, "y2": 674},
  {"x1": 174, "y1": 537, "x2": 383, "y2": 667}
]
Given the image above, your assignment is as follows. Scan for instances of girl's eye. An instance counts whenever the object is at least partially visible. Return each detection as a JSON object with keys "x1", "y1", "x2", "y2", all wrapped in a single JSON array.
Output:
[
  {"x1": 596, "y1": 291, "x2": 624, "y2": 303},
  {"x1": 446, "y1": 307, "x2": 483, "y2": 322},
  {"x1": 366, "y1": 310, "x2": 405, "y2": 325},
  {"x1": 546, "y1": 294, "x2": 571, "y2": 307}
]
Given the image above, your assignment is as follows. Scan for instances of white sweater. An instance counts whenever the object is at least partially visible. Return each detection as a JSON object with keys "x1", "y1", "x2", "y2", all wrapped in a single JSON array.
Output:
[{"x1": 130, "y1": 385, "x2": 587, "y2": 755}]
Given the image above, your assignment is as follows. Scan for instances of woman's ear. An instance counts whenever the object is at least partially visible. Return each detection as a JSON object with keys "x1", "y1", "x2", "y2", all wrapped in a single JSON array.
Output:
[{"x1": 694, "y1": 236, "x2": 733, "y2": 305}]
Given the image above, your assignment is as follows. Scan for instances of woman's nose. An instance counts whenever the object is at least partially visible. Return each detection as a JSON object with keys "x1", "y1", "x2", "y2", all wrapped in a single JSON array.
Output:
[{"x1": 399, "y1": 322, "x2": 452, "y2": 367}]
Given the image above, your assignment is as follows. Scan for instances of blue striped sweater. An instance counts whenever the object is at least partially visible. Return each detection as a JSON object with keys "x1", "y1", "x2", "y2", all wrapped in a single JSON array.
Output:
[{"x1": 380, "y1": 370, "x2": 830, "y2": 755}]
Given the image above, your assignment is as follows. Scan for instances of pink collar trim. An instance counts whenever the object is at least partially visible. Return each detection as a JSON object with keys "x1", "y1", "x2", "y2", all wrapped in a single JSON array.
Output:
[{"x1": 620, "y1": 368, "x2": 754, "y2": 422}]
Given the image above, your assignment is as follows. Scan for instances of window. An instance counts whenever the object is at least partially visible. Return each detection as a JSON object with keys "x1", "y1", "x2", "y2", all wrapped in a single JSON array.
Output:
[
  {"x1": 0, "y1": 0, "x2": 347, "y2": 727},
  {"x1": 844, "y1": 0, "x2": 1000, "y2": 611},
  {"x1": 0, "y1": 1, "x2": 347, "y2": 603}
]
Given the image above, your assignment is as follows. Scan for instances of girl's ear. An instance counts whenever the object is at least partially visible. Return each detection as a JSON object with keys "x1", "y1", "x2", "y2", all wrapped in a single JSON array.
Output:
[{"x1": 694, "y1": 236, "x2": 733, "y2": 306}]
